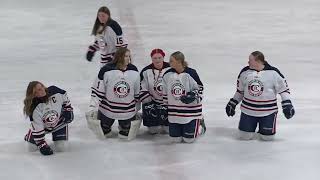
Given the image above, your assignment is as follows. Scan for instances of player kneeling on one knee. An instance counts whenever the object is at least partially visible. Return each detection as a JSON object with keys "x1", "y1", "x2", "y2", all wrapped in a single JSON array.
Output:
[
  {"x1": 163, "y1": 51, "x2": 206, "y2": 143},
  {"x1": 23, "y1": 81, "x2": 74, "y2": 155},
  {"x1": 225, "y1": 51, "x2": 295, "y2": 141}
]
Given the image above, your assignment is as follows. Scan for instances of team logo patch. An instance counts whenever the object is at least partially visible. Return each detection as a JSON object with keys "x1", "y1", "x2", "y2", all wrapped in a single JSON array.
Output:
[
  {"x1": 114, "y1": 81, "x2": 130, "y2": 98},
  {"x1": 153, "y1": 79, "x2": 163, "y2": 96},
  {"x1": 42, "y1": 110, "x2": 59, "y2": 128},
  {"x1": 248, "y1": 79, "x2": 264, "y2": 97},
  {"x1": 171, "y1": 81, "x2": 185, "y2": 100}
]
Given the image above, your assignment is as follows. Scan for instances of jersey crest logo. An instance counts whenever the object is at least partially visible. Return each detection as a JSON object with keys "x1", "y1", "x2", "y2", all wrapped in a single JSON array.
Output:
[
  {"x1": 171, "y1": 81, "x2": 186, "y2": 100},
  {"x1": 248, "y1": 79, "x2": 264, "y2": 97},
  {"x1": 153, "y1": 79, "x2": 163, "y2": 96},
  {"x1": 42, "y1": 110, "x2": 59, "y2": 128},
  {"x1": 114, "y1": 81, "x2": 130, "y2": 98}
]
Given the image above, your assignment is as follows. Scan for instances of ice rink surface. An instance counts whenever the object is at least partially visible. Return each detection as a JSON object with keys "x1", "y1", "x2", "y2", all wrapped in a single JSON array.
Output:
[{"x1": 0, "y1": 0, "x2": 319, "y2": 179}]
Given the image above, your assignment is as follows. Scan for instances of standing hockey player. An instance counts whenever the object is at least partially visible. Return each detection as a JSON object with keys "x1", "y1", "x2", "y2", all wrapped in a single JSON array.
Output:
[
  {"x1": 225, "y1": 51, "x2": 295, "y2": 141},
  {"x1": 85, "y1": 6, "x2": 128, "y2": 66},
  {"x1": 23, "y1": 81, "x2": 74, "y2": 156},
  {"x1": 162, "y1": 51, "x2": 206, "y2": 143},
  {"x1": 86, "y1": 48, "x2": 141, "y2": 140},
  {"x1": 140, "y1": 49, "x2": 171, "y2": 134}
]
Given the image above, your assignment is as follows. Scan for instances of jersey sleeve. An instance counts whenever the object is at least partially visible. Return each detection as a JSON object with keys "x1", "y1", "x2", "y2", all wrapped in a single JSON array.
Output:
[
  {"x1": 139, "y1": 70, "x2": 151, "y2": 103},
  {"x1": 134, "y1": 74, "x2": 141, "y2": 111},
  {"x1": 90, "y1": 74, "x2": 106, "y2": 111},
  {"x1": 109, "y1": 21, "x2": 128, "y2": 48},
  {"x1": 232, "y1": 70, "x2": 245, "y2": 103},
  {"x1": 88, "y1": 40, "x2": 100, "y2": 52},
  {"x1": 162, "y1": 74, "x2": 168, "y2": 106},
  {"x1": 190, "y1": 70, "x2": 204, "y2": 103},
  {"x1": 62, "y1": 92, "x2": 72, "y2": 109},
  {"x1": 61, "y1": 92, "x2": 74, "y2": 121},
  {"x1": 115, "y1": 34, "x2": 128, "y2": 48},
  {"x1": 30, "y1": 106, "x2": 46, "y2": 145},
  {"x1": 274, "y1": 72, "x2": 290, "y2": 101}
]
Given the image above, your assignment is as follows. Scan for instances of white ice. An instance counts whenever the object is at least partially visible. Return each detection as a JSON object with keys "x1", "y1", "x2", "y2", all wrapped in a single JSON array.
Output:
[{"x1": 1, "y1": 0, "x2": 320, "y2": 179}]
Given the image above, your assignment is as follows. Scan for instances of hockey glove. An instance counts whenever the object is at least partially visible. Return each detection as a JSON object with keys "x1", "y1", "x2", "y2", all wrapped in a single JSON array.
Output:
[
  {"x1": 282, "y1": 100, "x2": 295, "y2": 119},
  {"x1": 180, "y1": 91, "x2": 197, "y2": 104},
  {"x1": 61, "y1": 110, "x2": 74, "y2": 123},
  {"x1": 37, "y1": 141, "x2": 53, "y2": 156},
  {"x1": 86, "y1": 49, "x2": 95, "y2": 61},
  {"x1": 225, "y1": 98, "x2": 238, "y2": 117}
]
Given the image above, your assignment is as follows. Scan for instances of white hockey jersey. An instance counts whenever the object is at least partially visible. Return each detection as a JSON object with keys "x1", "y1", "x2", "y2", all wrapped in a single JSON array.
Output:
[
  {"x1": 88, "y1": 19, "x2": 128, "y2": 66},
  {"x1": 29, "y1": 86, "x2": 73, "y2": 143},
  {"x1": 233, "y1": 63, "x2": 291, "y2": 117},
  {"x1": 139, "y1": 62, "x2": 171, "y2": 104},
  {"x1": 162, "y1": 67, "x2": 204, "y2": 124},
  {"x1": 91, "y1": 63, "x2": 140, "y2": 120}
]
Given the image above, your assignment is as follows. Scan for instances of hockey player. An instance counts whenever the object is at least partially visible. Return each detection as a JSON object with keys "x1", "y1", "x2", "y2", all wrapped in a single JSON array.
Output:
[
  {"x1": 86, "y1": 6, "x2": 128, "y2": 66},
  {"x1": 162, "y1": 51, "x2": 206, "y2": 143},
  {"x1": 86, "y1": 47, "x2": 141, "y2": 140},
  {"x1": 225, "y1": 51, "x2": 295, "y2": 141},
  {"x1": 140, "y1": 49, "x2": 171, "y2": 134},
  {"x1": 23, "y1": 81, "x2": 74, "y2": 156}
]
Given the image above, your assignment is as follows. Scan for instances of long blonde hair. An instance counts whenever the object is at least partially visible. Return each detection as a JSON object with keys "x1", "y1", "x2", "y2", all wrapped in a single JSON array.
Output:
[
  {"x1": 91, "y1": 6, "x2": 111, "y2": 36},
  {"x1": 171, "y1": 51, "x2": 188, "y2": 67},
  {"x1": 113, "y1": 47, "x2": 131, "y2": 69},
  {"x1": 23, "y1": 81, "x2": 47, "y2": 116}
]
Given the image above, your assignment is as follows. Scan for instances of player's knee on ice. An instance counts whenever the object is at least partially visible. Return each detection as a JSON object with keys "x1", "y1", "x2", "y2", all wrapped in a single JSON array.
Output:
[
  {"x1": 118, "y1": 120, "x2": 131, "y2": 137},
  {"x1": 170, "y1": 136, "x2": 183, "y2": 143},
  {"x1": 183, "y1": 137, "x2": 196, "y2": 143},
  {"x1": 98, "y1": 111, "x2": 115, "y2": 135},
  {"x1": 118, "y1": 117, "x2": 142, "y2": 140},
  {"x1": 238, "y1": 130, "x2": 255, "y2": 140},
  {"x1": 259, "y1": 134, "x2": 275, "y2": 141}
]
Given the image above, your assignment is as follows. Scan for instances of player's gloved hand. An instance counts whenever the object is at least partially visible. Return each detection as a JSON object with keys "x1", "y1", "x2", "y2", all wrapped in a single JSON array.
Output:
[
  {"x1": 86, "y1": 48, "x2": 95, "y2": 61},
  {"x1": 37, "y1": 141, "x2": 53, "y2": 156},
  {"x1": 225, "y1": 98, "x2": 238, "y2": 117},
  {"x1": 60, "y1": 110, "x2": 74, "y2": 123},
  {"x1": 282, "y1": 100, "x2": 295, "y2": 119},
  {"x1": 180, "y1": 91, "x2": 197, "y2": 104},
  {"x1": 60, "y1": 105, "x2": 74, "y2": 123}
]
